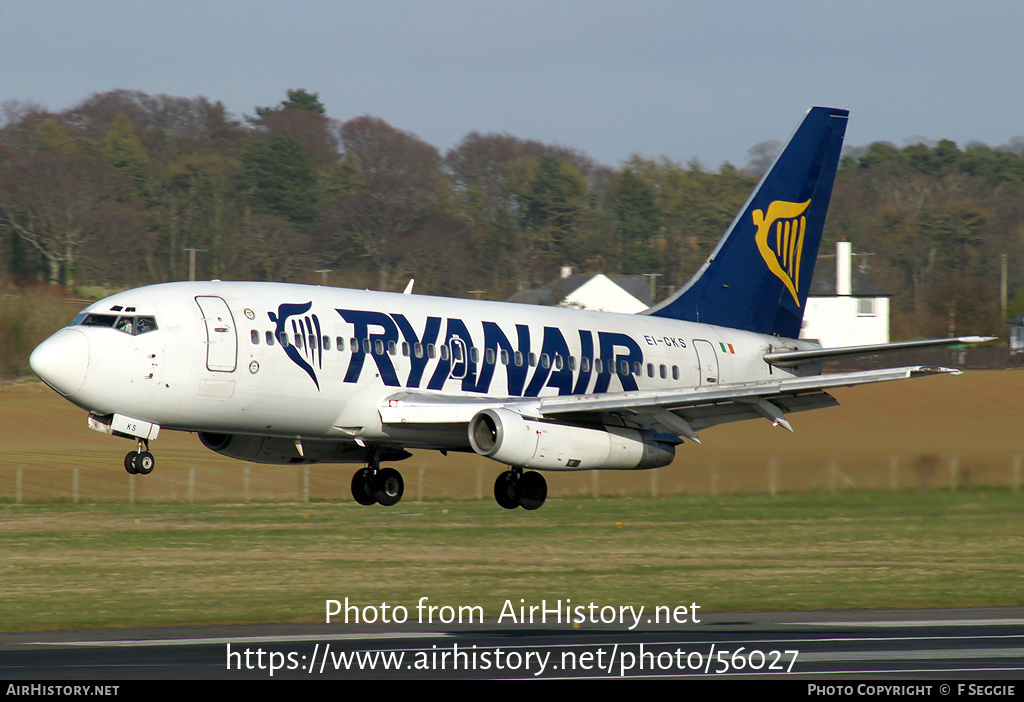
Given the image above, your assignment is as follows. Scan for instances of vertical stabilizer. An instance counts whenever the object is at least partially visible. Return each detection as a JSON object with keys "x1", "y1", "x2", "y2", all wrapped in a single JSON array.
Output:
[{"x1": 645, "y1": 107, "x2": 849, "y2": 338}]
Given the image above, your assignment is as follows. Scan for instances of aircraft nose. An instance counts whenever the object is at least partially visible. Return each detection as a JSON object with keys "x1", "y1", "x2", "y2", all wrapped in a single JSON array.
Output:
[{"x1": 30, "y1": 328, "x2": 89, "y2": 397}]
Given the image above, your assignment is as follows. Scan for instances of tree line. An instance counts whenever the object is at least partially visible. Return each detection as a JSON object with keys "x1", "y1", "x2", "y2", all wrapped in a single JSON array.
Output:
[{"x1": 2, "y1": 88, "x2": 1023, "y2": 346}]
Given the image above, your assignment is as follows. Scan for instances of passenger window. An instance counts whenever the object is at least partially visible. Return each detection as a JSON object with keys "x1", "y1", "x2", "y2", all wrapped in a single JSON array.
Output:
[
  {"x1": 323, "y1": 336, "x2": 331, "y2": 351},
  {"x1": 581, "y1": 357, "x2": 591, "y2": 373},
  {"x1": 251, "y1": 330, "x2": 259, "y2": 344},
  {"x1": 266, "y1": 331, "x2": 275, "y2": 346},
  {"x1": 672, "y1": 366, "x2": 680, "y2": 380},
  {"x1": 337, "y1": 337, "x2": 345, "y2": 351}
]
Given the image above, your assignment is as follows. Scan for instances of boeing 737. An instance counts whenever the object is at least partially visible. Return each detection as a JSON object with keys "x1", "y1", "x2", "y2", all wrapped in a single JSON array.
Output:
[{"x1": 29, "y1": 107, "x2": 989, "y2": 510}]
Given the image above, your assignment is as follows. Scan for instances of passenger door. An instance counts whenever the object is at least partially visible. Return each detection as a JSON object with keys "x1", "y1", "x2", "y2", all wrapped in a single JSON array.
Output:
[{"x1": 195, "y1": 296, "x2": 238, "y2": 372}]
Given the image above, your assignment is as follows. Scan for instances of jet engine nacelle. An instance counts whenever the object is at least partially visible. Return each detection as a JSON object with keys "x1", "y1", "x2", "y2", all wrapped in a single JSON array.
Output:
[
  {"x1": 468, "y1": 408, "x2": 676, "y2": 471},
  {"x1": 199, "y1": 432, "x2": 376, "y2": 465}
]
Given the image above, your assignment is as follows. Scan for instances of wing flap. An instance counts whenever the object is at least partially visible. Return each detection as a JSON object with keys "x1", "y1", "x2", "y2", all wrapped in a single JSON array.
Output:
[{"x1": 647, "y1": 389, "x2": 840, "y2": 434}]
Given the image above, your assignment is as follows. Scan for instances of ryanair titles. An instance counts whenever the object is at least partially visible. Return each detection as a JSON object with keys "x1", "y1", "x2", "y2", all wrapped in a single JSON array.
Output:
[{"x1": 270, "y1": 303, "x2": 689, "y2": 396}]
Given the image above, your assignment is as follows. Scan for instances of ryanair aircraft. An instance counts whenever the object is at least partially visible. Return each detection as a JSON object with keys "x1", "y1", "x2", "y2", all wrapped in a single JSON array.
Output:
[{"x1": 30, "y1": 107, "x2": 988, "y2": 510}]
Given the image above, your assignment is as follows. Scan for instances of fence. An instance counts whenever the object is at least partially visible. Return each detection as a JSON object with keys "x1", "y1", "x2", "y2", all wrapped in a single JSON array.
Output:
[{"x1": 2, "y1": 451, "x2": 1021, "y2": 504}]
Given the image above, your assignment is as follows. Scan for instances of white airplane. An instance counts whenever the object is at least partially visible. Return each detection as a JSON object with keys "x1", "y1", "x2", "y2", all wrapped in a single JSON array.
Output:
[{"x1": 30, "y1": 107, "x2": 990, "y2": 510}]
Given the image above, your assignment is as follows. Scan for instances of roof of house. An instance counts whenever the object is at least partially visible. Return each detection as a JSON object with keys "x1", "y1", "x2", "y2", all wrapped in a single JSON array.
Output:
[{"x1": 508, "y1": 274, "x2": 655, "y2": 310}]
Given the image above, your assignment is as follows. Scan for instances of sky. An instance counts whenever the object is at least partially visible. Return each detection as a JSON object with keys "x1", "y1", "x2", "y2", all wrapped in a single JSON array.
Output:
[{"x1": 2, "y1": 0, "x2": 1023, "y2": 169}]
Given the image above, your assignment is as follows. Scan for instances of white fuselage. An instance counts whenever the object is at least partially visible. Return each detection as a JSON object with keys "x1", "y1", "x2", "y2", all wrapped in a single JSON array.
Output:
[{"x1": 33, "y1": 280, "x2": 819, "y2": 451}]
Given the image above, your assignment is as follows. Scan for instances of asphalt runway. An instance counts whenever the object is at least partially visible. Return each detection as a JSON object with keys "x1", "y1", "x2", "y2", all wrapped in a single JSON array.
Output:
[{"x1": 2, "y1": 608, "x2": 1022, "y2": 681}]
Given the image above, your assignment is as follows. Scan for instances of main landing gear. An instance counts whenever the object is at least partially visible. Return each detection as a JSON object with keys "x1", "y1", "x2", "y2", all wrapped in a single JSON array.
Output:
[
  {"x1": 351, "y1": 450, "x2": 405, "y2": 507},
  {"x1": 124, "y1": 439, "x2": 155, "y2": 475},
  {"x1": 494, "y1": 468, "x2": 547, "y2": 510}
]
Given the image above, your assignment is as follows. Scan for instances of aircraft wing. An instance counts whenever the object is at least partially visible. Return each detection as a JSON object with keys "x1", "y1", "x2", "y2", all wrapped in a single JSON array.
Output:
[{"x1": 378, "y1": 365, "x2": 959, "y2": 443}]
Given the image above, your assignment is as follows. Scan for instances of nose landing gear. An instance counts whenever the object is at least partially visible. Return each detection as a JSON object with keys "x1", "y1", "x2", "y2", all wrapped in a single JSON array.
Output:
[
  {"x1": 350, "y1": 450, "x2": 406, "y2": 506},
  {"x1": 124, "y1": 440, "x2": 155, "y2": 475}
]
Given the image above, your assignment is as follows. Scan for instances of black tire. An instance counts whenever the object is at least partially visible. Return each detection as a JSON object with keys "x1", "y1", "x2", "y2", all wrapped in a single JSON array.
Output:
[
  {"x1": 135, "y1": 451, "x2": 155, "y2": 475},
  {"x1": 517, "y1": 471, "x2": 547, "y2": 510},
  {"x1": 493, "y1": 470, "x2": 520, "y2": 510},
  {"x1": 124, "y1": 452, "x2": 139, "y2": 475},
  {"x1": 351, "y1": 468, "x2": 377, "y2": 506},
  {"x1": 373, "y1": 468, "x2": 404, "y2": 507}
]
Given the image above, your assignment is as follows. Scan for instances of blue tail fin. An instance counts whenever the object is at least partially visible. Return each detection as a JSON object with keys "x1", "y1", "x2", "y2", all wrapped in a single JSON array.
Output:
[{"x1": 646, "y1": 107, "x2": 848, "y2": 338}]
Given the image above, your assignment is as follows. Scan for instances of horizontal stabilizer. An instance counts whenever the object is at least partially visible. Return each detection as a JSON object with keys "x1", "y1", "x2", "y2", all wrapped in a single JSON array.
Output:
[{"x1": 764, "y1": 336, "x2": 996, "y2": 367}]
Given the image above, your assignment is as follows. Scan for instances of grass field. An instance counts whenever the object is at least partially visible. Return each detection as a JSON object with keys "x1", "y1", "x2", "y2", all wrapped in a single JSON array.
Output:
[
  {"x1": 1, "y1": 492, "x2": 1022, "y2": 632},
  {"x1": 1, "y1": 372, "x2": 1023, "y2": 631}
]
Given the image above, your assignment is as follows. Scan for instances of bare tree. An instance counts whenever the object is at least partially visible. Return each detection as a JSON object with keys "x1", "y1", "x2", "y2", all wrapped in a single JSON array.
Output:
[{"x1": 0, "y1": 151, "x2": 140, "y2": 286}]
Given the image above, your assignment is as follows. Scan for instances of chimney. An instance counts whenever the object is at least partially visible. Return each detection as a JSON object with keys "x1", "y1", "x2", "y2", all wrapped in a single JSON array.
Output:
[
  {"x1": 836, "y1": 238, "x2": 852, "y2": 296},
  {"x1": 560, "y1": 263, "x2": 572, "y2": 279}
]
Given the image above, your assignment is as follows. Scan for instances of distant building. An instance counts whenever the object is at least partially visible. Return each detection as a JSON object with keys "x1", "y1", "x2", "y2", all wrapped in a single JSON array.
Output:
[
  {"x1": 508, "y1": 266, "x2": 654, "y2": 313},
  {"x1": 1007, "y1": 313, "x2": 1024, "y2": 354},
  {"x1": 800, "y1": 239, "x2": 890, "y2": 347}
]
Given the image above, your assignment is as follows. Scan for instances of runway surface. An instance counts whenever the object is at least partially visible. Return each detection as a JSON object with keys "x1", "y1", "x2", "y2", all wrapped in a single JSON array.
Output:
[{"x1": 2, "y1": 607, "x2": 1023, "y2": 681}]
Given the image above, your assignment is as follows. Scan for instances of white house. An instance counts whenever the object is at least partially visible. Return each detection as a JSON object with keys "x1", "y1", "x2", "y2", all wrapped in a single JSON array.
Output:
[
  {"x1": 508, "y1": 267, "x2": 654, "y2": 313},
  {"x1": 800, "y1": 239, "x2": 890, "y2": 348}
]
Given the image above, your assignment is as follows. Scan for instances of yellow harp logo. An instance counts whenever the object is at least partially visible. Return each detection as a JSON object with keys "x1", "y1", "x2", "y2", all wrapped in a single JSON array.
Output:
[{"x1": 753, "y1": 199, "x2": 812, "y2": 307}]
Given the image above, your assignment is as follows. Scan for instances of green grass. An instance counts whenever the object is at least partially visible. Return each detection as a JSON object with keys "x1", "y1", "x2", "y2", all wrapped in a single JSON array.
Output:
[{"x1": 1, "y1": 491, "x2": 1021, "y2": 632}]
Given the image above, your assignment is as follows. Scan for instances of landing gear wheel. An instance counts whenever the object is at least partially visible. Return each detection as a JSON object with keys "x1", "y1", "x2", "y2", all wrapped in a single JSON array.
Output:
[
  {"x1": 373, "y1": 468, "x2": 404, "y2": 507},
  {"x1": 134, "y1": 451, "x2": 155, "y2": 475},
  {"x1": 351, "y1": 468, "x2": 377, "y2": 506},
  {"x1": 494, "y1": 470, "x2": 520, "y2": 510},
  {"x1": 124, "y1": 452, "x2": 139, "y2": 475},
  {"x1": 517, "y1": 471, "x2": 547, "y2": 510}
]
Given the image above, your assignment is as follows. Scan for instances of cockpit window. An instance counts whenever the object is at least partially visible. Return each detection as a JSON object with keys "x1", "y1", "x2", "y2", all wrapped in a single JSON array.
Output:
[
  {"x1": 79, "y1": 313, "x2": 118, "y2": 328},
  {"x1": 74, "y1": 313, "x2": 158, "y2": 336}
]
